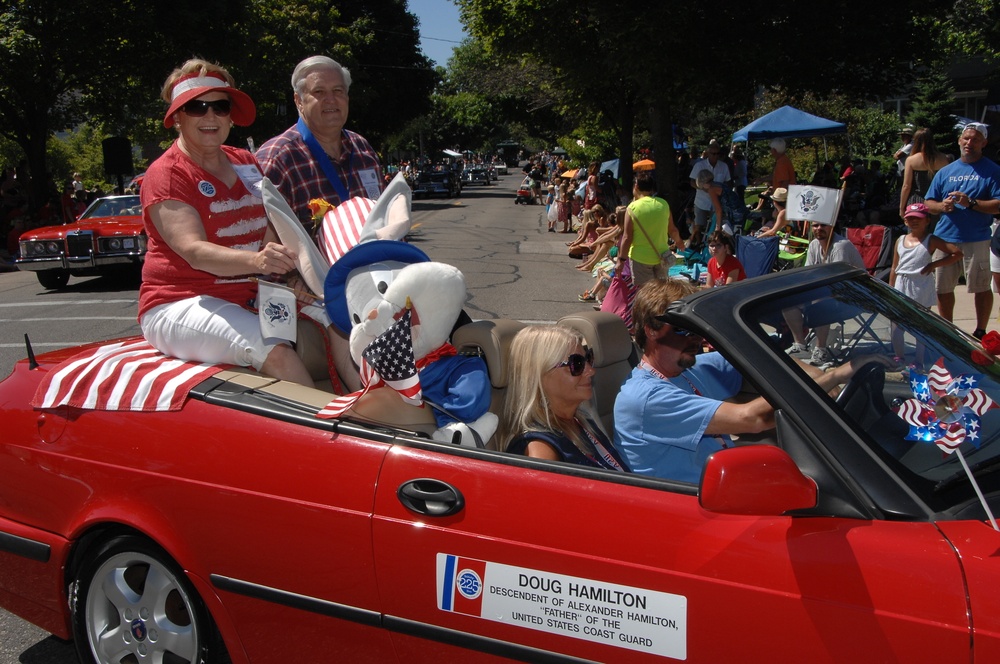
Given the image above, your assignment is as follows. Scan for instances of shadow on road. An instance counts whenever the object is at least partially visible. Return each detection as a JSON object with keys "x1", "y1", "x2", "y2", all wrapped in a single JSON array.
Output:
[
  {"x1": 32, "y1": 270, "x2": 142, "y2": 296},
  {"x1": 16, "y1": 634, "x2": 75, "y2": 663}
]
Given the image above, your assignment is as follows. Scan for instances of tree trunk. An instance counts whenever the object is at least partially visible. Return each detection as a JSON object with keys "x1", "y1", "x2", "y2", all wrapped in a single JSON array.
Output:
[{"x1": 649, "y1": 102, "x2": 679, "y2": 212}]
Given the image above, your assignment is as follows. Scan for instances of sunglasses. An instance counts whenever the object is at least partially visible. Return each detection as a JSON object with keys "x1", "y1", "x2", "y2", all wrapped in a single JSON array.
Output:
[
  {"x1": 670, "y1": 325, "x2": 697, "y2": 337},
  {"x1": 180, "y1": 99, "x2": 232, "y2": 117},
  {"x1": 555, "y1": 348, "x2": 595, "y2": 376}
]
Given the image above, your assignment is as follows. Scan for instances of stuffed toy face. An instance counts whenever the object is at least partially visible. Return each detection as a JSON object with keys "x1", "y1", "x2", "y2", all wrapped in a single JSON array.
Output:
[{"x1": 345, "y1": 261, "x2": 467, "y2": 364}]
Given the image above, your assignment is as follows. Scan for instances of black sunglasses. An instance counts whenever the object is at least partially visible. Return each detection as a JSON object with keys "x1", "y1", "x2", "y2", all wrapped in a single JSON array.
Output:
[
  {"x1": 180, "y1": 99, "x2": 232, "y2": 117},
  {"x1": 555, "y1": 347, "x2": 595, "y2": 376}
]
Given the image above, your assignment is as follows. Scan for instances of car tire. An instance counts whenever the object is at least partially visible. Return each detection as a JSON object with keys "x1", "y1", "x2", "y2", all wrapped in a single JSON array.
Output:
[
  {"x1": 36, "y1": 269, "x2": 70, "y2": 290},
  {"x1": 70, "y1": 535, "x2": 228, "y2": 664}
]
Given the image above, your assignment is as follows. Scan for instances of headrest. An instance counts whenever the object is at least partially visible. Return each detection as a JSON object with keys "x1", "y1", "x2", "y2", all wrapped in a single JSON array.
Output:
[
  {"x1": 451, "y1": 319, "x2": 526, "y2": 389},
  {"x1": 557, "y1": 311, "x2": 633, "y2": 367}
]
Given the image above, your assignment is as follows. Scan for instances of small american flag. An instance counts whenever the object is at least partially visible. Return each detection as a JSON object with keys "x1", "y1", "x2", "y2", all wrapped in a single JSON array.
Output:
[
  {"x1": 31, "y1": 340, "x2": 225, "y2": 412},
  {"x1": 317, "y1": 305, "x2": 422, "y2": 419}
]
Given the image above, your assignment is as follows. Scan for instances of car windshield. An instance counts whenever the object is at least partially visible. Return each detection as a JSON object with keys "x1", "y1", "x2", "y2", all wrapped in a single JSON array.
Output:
[
  {"x1": 743, "y1": 276, "x2": 1000, "y2": 513},
  {"x1": 80, "y1": 196, "x2": 140, "y2": 219}
]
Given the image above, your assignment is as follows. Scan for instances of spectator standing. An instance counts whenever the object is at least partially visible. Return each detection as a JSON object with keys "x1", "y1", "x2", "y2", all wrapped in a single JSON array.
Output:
[
  {"x1": 893, "y1": 124, "x2": 915, "y2": 189},
  {"x1": 924, "y1": 122, "x2": 1000, "y2": 338},
  {"x1": 583, "y1": 161, "x2": 600, "y2": 212},
  {"x1": 899, "y1": 127, "x2": 951, "y2": 216},
  {"x1": 768, "y1": 138, "x2": 796, "y2": 190},
  {"x1": 688, "y1": 140, "x2": 731, "y2": 243},
  {"x1": 890, "y1": 202, "x2": 962, "y2": 367},
  {"x1": 619, "y1": 173, "x2": 684, "y2": 287},
  {"x1": 256, "y1": 56, "x2": 383, "y2": 230}
]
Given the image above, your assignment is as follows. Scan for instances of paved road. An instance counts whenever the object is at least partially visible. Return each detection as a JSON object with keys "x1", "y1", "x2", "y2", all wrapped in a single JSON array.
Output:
[{"x1": 0, "y1": 173, "x2": 601, "y2": 662}]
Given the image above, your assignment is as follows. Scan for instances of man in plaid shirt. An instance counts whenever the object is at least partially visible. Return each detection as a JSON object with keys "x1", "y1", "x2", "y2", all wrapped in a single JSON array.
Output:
[{"x1": 257, "y1": 55, "x2": 384, "y2": 232}]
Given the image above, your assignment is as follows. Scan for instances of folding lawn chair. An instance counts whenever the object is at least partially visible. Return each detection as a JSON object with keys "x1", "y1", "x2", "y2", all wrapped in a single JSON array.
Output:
[
  {"x1": 735, "y1": 234, "x2": 779, "y2": 278},
  {"x1": 775, "y1": 231, "x2": 809, "y2": 271},
  {"x1": 847, "y1": 225, "x2": 896, "y2": 282}
]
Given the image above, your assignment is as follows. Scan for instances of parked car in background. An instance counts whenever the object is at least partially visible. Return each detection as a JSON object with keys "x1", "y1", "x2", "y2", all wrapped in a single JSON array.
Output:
[
  {"x1": 492, "y1": 161, "x2": 508, "y2": 176},
  {"x1": 15, "y1": 194, "x2": 145, "y2": 289},
  {"x1": 413, "y1": 170, "x2": 462, "y2": 199},
  {"x1": 462, "y1": 165, "x2": 492, "y2": 186}
]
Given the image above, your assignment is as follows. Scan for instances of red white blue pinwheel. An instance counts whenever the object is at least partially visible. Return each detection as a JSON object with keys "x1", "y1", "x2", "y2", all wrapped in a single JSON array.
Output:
[
  {"x1": 894, "y1": 357, "x2": 999, "y2": 530},
  {"x1": 894, "y1": 358, "x2": 997, "y2": 453}
]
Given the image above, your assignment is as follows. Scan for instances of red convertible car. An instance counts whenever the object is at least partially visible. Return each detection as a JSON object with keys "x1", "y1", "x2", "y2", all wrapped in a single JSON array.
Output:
[
  {"x1": 1, "y1": 263, "x2": 1000, "y2": 663},
  {"x1": 16, "y1": 194, "x2": 146, "y2": 289}
]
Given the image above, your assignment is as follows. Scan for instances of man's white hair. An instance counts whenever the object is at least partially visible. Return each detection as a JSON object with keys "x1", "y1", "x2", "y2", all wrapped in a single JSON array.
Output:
[{"x1": 292, "y1": 56, "x2": 352, "y2": 95}]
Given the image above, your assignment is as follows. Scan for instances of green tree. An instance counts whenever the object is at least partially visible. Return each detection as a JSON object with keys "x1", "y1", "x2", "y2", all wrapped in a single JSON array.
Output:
[
  {"x1": 933, "y1": 0, "x2": 1000, "y2": 61},
  {"x1": 241, "y1": 0, "x2": 436, "y2": 151},
  {"x1": 906, "y1": 63, "x2": 960, "y2": 156},
  {"x1": 458, "y1": 0, "x2": 943, "y2": 207}
]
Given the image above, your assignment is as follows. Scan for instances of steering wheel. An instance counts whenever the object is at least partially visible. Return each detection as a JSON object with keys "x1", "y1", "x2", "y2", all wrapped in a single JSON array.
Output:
[{"x1": 835, "y1": 362, "x2": 887, "y2": 423}]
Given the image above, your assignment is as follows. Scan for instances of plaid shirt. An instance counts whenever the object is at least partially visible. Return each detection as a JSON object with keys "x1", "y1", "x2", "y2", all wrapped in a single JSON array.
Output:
[{"x1": 257, "y1": 125, "x2": 383, "y2": 229}]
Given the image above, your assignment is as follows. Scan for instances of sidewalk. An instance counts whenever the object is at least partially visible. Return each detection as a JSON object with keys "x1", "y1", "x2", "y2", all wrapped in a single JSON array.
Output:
[{"x1": 947, "y1": 287, "x2": 999, "y2": 338}]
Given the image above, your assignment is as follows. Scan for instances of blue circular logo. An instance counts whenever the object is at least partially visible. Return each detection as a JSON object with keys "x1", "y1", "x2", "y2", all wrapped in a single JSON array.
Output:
[
  {"x1": 456, "y1": 569, "x2": 482, "y2": 600},
  {"x1": 130, "y1": 618, "x2": 147, "y2": 641},
  {"x1": 198, "y1": 180, "x2": 216, "y2": 197}
]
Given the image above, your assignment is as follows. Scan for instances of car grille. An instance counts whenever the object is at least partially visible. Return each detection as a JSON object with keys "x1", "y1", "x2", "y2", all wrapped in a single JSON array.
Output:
[{"x1": 65, "y1": 232, "x2": 95, "y2": 258}]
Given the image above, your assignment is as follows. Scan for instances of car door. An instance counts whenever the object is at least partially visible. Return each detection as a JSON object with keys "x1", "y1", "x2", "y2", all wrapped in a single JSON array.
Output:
[{"x1": 371, "y1": 440, "x2": 971, "y2": 663}]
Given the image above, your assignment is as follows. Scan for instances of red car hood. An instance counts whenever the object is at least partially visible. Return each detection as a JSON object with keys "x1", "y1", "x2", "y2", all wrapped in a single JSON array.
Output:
[{"x1": 19, "y1": 217, "x2": 144, "y2": 241}]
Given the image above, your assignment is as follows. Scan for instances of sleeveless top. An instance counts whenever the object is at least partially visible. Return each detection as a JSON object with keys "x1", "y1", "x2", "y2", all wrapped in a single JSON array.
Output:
[
  {"x1": 508, "y1": 418, "x2": 628, "y2": 471},
  {"x1": 912, "y1": 170, "x2": 933, "y2": 198},
  {"x1": 894, "y1": 235, "x2": 931, "y2": 276}
]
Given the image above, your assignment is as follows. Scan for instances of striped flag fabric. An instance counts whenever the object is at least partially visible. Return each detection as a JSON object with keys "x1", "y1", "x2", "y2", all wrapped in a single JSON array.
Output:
[
  {"x1": 31, "y1": 340, "x2": 225, "y2": 412},
  {"x1": 318, "y1": 197, "x2": 376, "y2": 265}
]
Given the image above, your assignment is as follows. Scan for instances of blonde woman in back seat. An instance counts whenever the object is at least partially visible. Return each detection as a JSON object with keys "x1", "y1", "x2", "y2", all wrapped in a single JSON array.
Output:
[{"x1": 496, "y1": 325, "x2": 630, "y2": 471}]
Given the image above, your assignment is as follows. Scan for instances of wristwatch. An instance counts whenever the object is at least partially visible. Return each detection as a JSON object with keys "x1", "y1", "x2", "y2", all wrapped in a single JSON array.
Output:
[{"x1": 969, "y1": 198, "x2": 979, "y2": 210}]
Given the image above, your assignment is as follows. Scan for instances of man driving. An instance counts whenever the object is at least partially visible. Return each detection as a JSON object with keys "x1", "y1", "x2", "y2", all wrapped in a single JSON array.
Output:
[{"x1": 613, "y1": 278, "x2": 890, "y2": 483}]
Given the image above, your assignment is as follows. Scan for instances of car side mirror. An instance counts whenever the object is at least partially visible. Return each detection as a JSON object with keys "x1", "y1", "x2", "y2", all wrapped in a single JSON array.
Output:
[{"x1": 699, "y1": 445, "x2": 817, "y2": 516}]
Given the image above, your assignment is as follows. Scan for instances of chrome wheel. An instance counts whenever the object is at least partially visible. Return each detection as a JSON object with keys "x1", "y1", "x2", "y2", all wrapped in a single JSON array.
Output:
[{"x1": 72, "y1": 536, "x2": 211, "y2": 664}]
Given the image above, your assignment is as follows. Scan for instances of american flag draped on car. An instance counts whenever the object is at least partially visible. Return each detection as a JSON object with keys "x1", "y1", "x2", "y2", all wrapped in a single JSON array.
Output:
[
  {"x1": 31, "y1": 339, "x2": 226, "y2": 412},
  {"x1": 318, "y1": 304, "x2": 422, "y2": 419}
]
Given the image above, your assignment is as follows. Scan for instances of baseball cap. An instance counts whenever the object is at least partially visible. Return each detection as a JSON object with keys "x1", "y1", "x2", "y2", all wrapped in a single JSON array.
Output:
[
  {"x1": 903, "y1": 202, "x2": 929, "y2": 219},
  {"x1": 964, "y1": 122, "x2": 989, "y2": 140}
]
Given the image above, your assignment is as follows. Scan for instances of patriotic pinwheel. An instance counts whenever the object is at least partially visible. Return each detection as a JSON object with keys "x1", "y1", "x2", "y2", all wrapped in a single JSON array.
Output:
[{"x1": 893, "y1": 358, "x2": 998, "y2": 453}]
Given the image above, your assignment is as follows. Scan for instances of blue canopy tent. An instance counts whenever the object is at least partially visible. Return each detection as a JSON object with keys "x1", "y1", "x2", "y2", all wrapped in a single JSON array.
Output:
[
  {"x1": 733, "y1": 105, "x2": 849, "y2": 165},
  {"x1": 732, "y1": 106, "x2": 847, "y2": 142}
]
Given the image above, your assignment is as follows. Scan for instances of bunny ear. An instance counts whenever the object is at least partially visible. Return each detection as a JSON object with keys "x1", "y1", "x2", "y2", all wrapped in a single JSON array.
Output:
[
  {"x1": 358, "y1": 171, "x2": 413, "y2": 244},
  {"x1": 261, "y1": 177, "x2": 330, "y2": 297}
]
